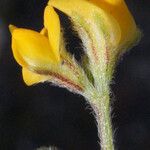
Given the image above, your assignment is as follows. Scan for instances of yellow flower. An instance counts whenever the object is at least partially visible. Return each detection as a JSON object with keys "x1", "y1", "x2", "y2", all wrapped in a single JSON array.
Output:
[
  {"x1": 88, "y1": 0, "x2": 138, "y2": 47},
  {"x1": 9, "y1": 0, "x2": 141, "y2": 88},
  {"x1": 48, "y1": 0, "x2": 141, "y2": 85},
  {"x1": 9, "y1": 6, "x2": 61, "y2": 85},
  {"x1": 49, "y1": 0, "x2": 140, "y2": 52}
]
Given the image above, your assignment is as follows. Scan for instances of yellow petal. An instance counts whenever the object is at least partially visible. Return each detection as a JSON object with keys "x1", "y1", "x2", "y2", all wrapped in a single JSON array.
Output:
[
  {"x1": 88, "y1": 0, "x2": 139, "y2": 46},
  {"x1": 22, "y1": 68, "x2": 50, "y2": 86},
  {"x1": 9, "y1": 24, "x2": 17, "y2": 33},
  {"x1": 10, "y1": 27, "x2": 59, "y2": 70},
  {"x1": 44, "y1": 5, "x2": 60, "y2": 62},
  {"x1": 49, "y1": 0, "x2": 121, "y2": 48},
  {"x1": 40, "y1": 28, "x2": 48, "y2": 36}
]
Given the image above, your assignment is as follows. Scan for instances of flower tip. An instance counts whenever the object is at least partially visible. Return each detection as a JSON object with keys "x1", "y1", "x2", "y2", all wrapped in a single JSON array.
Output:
[
  {"x1": 40, "y1": 28, "x2": 48, "y2": 36},
  {"x1": 9, "y1": 24, "x2": 17, "y2": 34}
]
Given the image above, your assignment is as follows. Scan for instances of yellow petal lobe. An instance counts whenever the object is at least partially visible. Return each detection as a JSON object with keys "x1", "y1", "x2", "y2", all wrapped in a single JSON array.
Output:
[
  {"x1": 49, "y1": 0, "x2": 121, "y2": 48},
  {"x1": 40, "y1": 28, "x2": 48, "y2": 36},
  {"x1": 44, "y1": 6, "x2": 60, "y2": 62},
  {"x1": 9, "y1": 24, "x2": 17, "y2": 34},
  {"x1": 22, "y1": 68, "x2": 50, "y2": 86},
  {"x1": 11, "y1": 28, "x2": 58, "y2": 70},
  {"x1": 88, "y1": 0, "x2": 139, "y2": 45}
]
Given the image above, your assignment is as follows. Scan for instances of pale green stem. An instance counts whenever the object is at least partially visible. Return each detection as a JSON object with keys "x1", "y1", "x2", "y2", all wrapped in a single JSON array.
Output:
[{"x1": 85, "y1": 85, "x2": 114, "y2": 150}]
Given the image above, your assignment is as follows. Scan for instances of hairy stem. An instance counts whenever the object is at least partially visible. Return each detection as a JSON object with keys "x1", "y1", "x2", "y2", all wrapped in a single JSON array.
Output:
[
  {"x1": 86, "y1": 86, "x2": 114, "y2": 150},
  {"x1": 95, "y1": 96, "x2": 113, "y2": 150}
]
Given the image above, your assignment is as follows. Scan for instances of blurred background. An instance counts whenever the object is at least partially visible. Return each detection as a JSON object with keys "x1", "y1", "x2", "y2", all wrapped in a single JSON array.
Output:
[{"x1": 0, "y1": 0, "x2": 150, "y2": 150}]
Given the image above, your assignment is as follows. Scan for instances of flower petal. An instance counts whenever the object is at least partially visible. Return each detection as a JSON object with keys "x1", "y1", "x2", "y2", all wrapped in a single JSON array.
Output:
[
  {"x1": 49, "y1": 0, "x2": 121, "y2": 47},
  {"x1": 88, "y1": 0, "x2": 139, "y2": 46},
  {"x1": 49, "y1": 0, "x2": 141, "y2": 63},
  {"x1": 10, "y1": 27, "x2": 59, "y2": 70},
  {"x1": 40, "y1": 28, "x2": 48, "y2": 36},
  {"x1": 22, "y1": 68, "x2": 50, "y2": 86},
  {"x1": 44, "y1": 5, "x2": 60, "y2": 62}
]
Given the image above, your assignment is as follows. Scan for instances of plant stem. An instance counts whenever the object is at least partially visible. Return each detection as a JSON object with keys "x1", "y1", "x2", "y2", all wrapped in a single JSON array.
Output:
[
  {"x1": 96, "y1": 96, "x2": 114, "y2": 150},
  {"x1": 86, "y1": 86, "x2": 114, "y2": 150}
]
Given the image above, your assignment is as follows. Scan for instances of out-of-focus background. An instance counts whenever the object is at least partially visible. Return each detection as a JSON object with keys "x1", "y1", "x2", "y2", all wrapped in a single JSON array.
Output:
[{"x1": 0, "y1": 0, "x2": 150, "y2": 150}]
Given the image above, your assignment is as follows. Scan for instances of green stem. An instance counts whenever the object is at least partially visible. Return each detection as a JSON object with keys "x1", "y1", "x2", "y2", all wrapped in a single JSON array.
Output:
[
  {"x1": 85, "y1": 85, "x2": 114, "y2": 150},
  {"x1": 96, "y1": 96, "x2": 114, "y2": 150}
]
